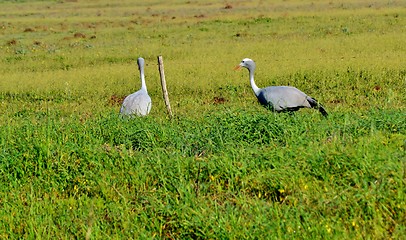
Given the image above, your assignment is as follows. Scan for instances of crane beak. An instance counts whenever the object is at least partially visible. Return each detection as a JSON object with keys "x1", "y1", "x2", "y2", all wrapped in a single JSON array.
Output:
[{"x1": 234, "y1": 65, "x2": 241, "y2": 70}]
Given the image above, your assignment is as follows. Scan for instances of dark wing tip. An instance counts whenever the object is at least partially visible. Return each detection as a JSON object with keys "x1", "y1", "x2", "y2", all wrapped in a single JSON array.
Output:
[
  {"x1": 307, "y1": 97, "x2": 328, "y2": 117},
  {"x1": 319, "y1": 106, "x2": 328, "y2": 117}
]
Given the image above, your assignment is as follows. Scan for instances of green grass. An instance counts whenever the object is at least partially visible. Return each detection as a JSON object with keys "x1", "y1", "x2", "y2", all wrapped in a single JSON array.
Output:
[{"x1": 0, "y1": 0, "x2": 405, "y2": 239}]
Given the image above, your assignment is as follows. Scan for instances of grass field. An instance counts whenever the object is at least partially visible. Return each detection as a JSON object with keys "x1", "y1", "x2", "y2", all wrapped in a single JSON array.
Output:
[{"x1": 0, "y1": 0, "x2": 405, "y2": 239}]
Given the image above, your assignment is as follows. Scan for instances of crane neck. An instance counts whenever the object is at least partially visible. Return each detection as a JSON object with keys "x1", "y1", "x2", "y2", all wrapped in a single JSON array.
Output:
[
  {"x1": 248, "y1": 68, "x2": 260, "y2": 96},
  {"x1": 139, "y1": 66, "x2": 147, "y2": 92}
]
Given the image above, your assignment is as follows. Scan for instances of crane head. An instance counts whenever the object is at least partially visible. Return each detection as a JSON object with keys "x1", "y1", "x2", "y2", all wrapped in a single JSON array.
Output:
[
  {"x1": 235, "y1": 58, "x2": 255, "y2": 71},
  {"x1": 137, "y1": 57, "x2": 145, "y2": 70}
]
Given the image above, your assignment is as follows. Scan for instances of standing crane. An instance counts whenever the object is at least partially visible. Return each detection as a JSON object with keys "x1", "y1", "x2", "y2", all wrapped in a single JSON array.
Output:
[
  {"x1": 120, "y1": 57, "x2": 152, "y2": 116},
  {"x1": 235, "y1": 58, "x2": 328, "y2": 116}
]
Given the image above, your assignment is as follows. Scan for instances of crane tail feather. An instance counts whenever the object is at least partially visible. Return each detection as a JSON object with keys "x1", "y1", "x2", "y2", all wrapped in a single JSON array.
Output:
[
  {"x1": 307, "y1": 97, "x2": 328, "y2": 117},
  {"x1": 318, "y1": 105, "x2": 328, "y2": 117}
]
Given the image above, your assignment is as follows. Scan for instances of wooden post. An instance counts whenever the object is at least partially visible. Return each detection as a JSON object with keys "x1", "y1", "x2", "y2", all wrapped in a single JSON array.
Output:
[{"x1": 157, "y1": 55, "x2": 173, "y2": 118}]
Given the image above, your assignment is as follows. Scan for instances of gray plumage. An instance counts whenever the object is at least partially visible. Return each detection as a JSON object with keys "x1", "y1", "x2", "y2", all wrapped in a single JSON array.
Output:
[
  {"x1": 120, "y1": 57, "x2": 152, "y2": 116},
  {"x1": 237, "y1": 58, "x2": 327, "y2": 117}
]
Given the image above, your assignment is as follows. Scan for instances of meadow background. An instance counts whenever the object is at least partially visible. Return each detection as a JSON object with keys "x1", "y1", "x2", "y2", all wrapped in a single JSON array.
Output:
[{"x1": 0, "y1": 0, "x2": 405, "y2": 238}]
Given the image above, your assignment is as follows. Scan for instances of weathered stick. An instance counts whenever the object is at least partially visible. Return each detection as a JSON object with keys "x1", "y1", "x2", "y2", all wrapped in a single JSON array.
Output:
[{"x1": 157, "y1": 55, "x2": 173, "y2": 118}]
